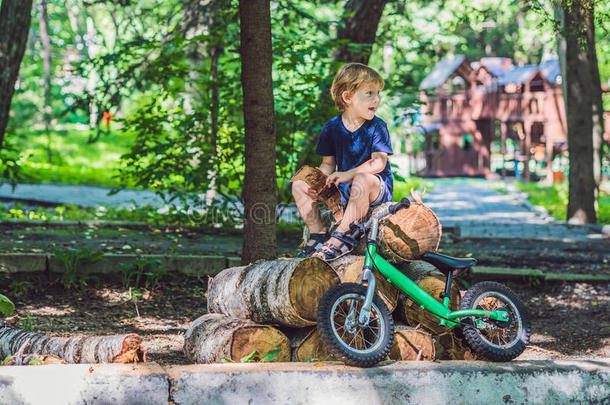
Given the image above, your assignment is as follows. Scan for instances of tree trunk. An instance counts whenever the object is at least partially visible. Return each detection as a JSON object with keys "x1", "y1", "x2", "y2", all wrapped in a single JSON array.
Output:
[
  {"x1": 40, "y1": 0, "x2": 53, "y2": 163},
  {"x1": 331, "y1": 255, "x2": 399, "y2": 312},
  {"x1": 240, "y1": 0, "x2": 278, "y2": 263},
  {"x1": 388, "y1": 326, "x2": 435, "y2": 361},
  {"x1": 334, "y1": 0, "x2": 388, "y2": 64},
  {"x1": 0, "y1": 0, "x2": 33, "y2": 151},
  {"x1": 183, "y1": 313, "x2": 291, "y2": 363},
  {"x1": 556, "y1": 0, "x2": 603, "y2": 224},
  {"x1": 207, "y1": 258, "x2": 339, "y2": 327},
  {"x1": 0, "y1": 326, "x2": 145, "y2": 363}
]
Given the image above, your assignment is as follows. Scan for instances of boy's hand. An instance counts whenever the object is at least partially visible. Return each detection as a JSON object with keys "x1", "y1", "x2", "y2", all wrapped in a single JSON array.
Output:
[
  {"x1": 326, "y1": 171, "x2": 352, "y2": 187},
  {"x1": 306, "y1": 187, "x2": 322, "y2": 201}
]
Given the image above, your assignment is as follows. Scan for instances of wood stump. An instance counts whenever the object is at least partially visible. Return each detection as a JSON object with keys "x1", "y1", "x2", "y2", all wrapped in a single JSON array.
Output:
[
  {"x1": 389, "y1": 326, "x2": 435, "y2": 361},
  {"x1": 282, "y1": 327, "x2": 336, "y2": 362},
  {"x1": 330, "y1": 255, "x2": 399, "y2": 312},
  {"x1": 183, "y1": 314, "x2": 291, "y2": 363},
  {"x1": 207, "y1": 257, "x2": 339, "y2": 327},
  {"x1": 0, "y1": 326, "x2": 145, "y2": 364},
  {"x1": 291, "y1": 165, "x2": 343, "y2": 222},
  {"x1": 393, "y1": 261, "x2": 475, "y2": 360},
  {"x1": 368, "y1": 199, "x2": 442, "y2": 263}
]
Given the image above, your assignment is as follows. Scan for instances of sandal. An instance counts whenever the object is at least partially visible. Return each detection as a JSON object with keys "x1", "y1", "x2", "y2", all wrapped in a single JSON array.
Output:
[
  {"x1": 313, "y1": 231, "x2": 358, "y2": 261},
  {"x1": 297, "y1": 232, "x2": 329, "y2": 258}
]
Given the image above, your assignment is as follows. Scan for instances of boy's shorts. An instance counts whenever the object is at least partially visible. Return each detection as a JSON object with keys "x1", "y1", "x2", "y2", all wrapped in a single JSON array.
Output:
[{"x1": 339, "y1": 174, "x2": 392, "y2": 209}]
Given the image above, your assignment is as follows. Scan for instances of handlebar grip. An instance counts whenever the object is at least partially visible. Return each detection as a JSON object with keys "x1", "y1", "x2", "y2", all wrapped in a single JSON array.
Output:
[{"x1": 388, "y1": 198, "x2": 410, "y2": 215}]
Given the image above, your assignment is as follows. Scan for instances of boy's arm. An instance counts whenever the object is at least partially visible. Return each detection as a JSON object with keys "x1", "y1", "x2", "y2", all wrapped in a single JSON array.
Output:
[
  {"x1": 318, "y1": 156, "x2": 336, "y2": 176},
  {"x1": 326, "y1": 152, "x2": 387, "y2": 186}
]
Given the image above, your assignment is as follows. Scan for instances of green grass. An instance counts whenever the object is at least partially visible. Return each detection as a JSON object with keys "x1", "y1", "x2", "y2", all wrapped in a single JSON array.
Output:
[
  {"x1": 514, "y1": 181, "x2": 610, "y2": 225},
  {"x1": 393, "y1": 176, "x2": 433, "y2": 201},
  {"x1": 6, "y1": 128, "x2": 132, "y2": 187}
]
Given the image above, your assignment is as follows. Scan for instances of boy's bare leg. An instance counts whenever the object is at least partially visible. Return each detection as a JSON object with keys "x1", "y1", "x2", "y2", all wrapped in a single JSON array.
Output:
[
  {"x1": 292, "y1": 180, "x2": 325, "y2": 234},
  {"x1": 314, "y1": 173, "x2": 380, "y2": 252}
]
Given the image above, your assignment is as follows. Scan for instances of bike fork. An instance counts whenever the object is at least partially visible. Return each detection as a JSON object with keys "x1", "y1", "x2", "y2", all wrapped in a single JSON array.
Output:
[{"x1": 357, "y1": 265, "x2": 376, "y2": 326}]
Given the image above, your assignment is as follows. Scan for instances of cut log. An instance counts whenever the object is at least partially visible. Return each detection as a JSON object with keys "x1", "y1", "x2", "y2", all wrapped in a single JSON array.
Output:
[
  {"x1": 366, "y1": 198, "x2": 442, "y2": 263},
  {"x1": 330, "y1": 255, "x2": 399, "y2": 312},
  {"x1": 3, "y1": 354, "x2": 66, "y2": 366},
  {"x1": 207, "y1": 257, "x2": 339, "y2": 327},
  {"x1": 282, "y1": 327, "x2": 336, "y2": 362},
  {"x1": 183, "y1": 313, "x2": 291, "y2": 363},
  {"x1": 0, "y1": 326, "x2": 145, "y2": 364},
  {"x1": 389, "y1": 326, "x2": 435, "y2": 361},
  {"x1": 392, "y1": 262, "x2": 475, "y2": 360},
  {"x1": 397, "y1": 274, "x2": 461, "y2": 335},
  {"x1": 434, "y1": 331, "x2": 477, "y2": 360},
  {"x1": 291, "y1": 165, "x2": 343, "y2": 222}
]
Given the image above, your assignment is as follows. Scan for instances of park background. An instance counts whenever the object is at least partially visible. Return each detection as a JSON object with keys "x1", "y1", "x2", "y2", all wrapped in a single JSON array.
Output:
[
  {"x1": 0, "y1": 0, "x2": 608, "y2": 369},
  {"x1": 0, "y1": 0, "x2": 608, "y2": 240}
]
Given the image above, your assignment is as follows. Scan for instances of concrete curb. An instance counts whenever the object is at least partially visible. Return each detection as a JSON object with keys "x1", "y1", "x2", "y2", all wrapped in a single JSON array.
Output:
[
  {"x1": 0, "y1": 360, "x2": 608, "y2": 405},
  {"x1": 0, "y1": 253, "x2": 241, "y2": 276}
]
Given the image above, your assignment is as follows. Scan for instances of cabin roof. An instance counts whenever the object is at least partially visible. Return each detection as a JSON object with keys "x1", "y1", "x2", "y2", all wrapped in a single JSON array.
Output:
[{"x1": 420, "y1": 55, "x2": 468, "y2": 90}]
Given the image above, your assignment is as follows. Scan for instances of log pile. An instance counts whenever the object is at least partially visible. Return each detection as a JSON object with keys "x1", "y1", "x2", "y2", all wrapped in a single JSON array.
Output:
[
  {"x1": 188, "y1": 252, "x2": 476, "y2": 363},
  {"x1": 186, "y1": 257, "x2": 340, "y2": 363},
  {"x1": 0, "y1": 326, "x2": 145, "y2": 364}
]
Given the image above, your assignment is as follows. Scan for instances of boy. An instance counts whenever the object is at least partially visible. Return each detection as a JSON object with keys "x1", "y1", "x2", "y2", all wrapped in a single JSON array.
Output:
[{"x1": 292, "y1": 63, "x2": 393, "y2": 260}]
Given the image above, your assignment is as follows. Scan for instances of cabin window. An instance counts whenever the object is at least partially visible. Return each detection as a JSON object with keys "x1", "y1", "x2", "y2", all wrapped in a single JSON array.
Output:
[
  {"x1": 462, "y1": 134, "x2": 473, "y2": 151},
  {"x1": 530, "y1": 80, "x2": 545, "y2": 92}
]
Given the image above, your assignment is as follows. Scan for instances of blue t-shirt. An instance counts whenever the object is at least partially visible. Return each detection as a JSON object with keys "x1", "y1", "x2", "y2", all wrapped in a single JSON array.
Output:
[{"x1": 315, "y1": 115, "x2": 393, "y2": 204}]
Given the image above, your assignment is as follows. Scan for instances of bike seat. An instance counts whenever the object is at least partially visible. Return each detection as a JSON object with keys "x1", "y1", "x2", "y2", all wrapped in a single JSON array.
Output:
[{"x1": 421, "y1": 252, "x2": 476, "y2": 275}]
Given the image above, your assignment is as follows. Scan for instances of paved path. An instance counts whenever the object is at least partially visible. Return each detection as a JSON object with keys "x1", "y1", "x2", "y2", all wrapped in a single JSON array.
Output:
[
  {"x1": 0, "y1": 179, "x2": 606, "y2": 242},
  {"x1": 0, "y1": 183, "x2": 163, "y2": 208},
  {"x1": 423, "y1": 178, "x2": 604, "y2": 242}
]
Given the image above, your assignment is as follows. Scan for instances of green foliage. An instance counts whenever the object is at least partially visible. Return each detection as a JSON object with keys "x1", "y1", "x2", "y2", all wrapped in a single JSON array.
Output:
[
  {"x1": 20, "y1": 314, "x2": 33, "y2": 332},
  {"x1": 120, "y1": 257, "x2": 167, "y2": 291},
  {"x1": 53, "y1": 247, "x2": 104, "y2": 289},
  {"x1": 239, "y1": 348, "x2": 282, "y2": 363},
  {"x1": 0, "y1": 294, "x2": 15, "y2": 317},
  {"x1": 0, "y1": 355, "x2": 13, "y2": 365},
  {"x1": 9, "y1": 281, "x2": 34, "y2": 298},
  {"x1": 393, "y1": 176, "x2": 433, "y2": 201},
  {"x1": 514, "y1": 181, "x2": 610, "y2": 224}
]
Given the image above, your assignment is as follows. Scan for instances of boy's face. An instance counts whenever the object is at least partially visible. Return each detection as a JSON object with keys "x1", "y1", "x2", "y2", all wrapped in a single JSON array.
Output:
[{"x1": 343, "y1": 83, "x2": 381, "y2": 121}]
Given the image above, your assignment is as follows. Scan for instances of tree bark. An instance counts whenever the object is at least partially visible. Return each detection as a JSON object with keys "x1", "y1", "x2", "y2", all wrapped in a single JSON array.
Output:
[
  {"x1": 40, "y1": 0, "x2": 53, "y2": 163},
  {"x1": 334, "y1": 0, "x2": 388, "y2": 64},
  {"x1": 0, "y1": 326, "x2": 145, "y2": 363},
  {"x1": 556, "y1": 0, "x2": 603, "y2": 224},
  {"x1": 239, "y1": 0, "x2": 278, "y2": 263},
  {"x1": 183, "y1": 313, "x2": 291, "y2": 363},
  {"x1": 0, "y1": 0, "x2": 33, "y2": 150},
  {"x1": 207, "y1": 258, "x2": 339, "y2": 327}
]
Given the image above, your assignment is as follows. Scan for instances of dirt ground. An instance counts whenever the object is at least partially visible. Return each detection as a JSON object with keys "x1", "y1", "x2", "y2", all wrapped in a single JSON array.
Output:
[
  {"x1": 1, "y1": 221, "x2": 609, "y2": 365},
  {"x1": 3, "y1": 273, "x2": 609, "y2": 365}
]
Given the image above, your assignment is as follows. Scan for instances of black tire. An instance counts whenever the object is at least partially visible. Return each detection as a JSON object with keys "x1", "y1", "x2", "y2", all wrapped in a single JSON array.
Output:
[
  {"x1": 317, "y1": 283, "x2": 394, "y2": 367},
  {"x1": 460, "y1": 281, "x2": 531, "y2": 362}
]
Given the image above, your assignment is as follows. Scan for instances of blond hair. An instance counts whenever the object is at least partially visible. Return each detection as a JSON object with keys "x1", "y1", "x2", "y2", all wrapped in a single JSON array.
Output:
[{"x1": 330, "y1": 63, "x2": 384, "y2": 111}]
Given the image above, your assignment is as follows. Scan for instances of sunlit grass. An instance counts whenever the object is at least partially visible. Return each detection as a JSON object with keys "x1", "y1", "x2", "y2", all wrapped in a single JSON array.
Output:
[{"x1": 514, "y1": 180, "x2": 610, "y2": 225}]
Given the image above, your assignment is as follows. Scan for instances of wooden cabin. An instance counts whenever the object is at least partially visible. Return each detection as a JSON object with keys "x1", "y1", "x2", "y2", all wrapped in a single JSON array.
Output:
[{"x1": 418, "y1": 56, "x2": 571, "y2": 180}]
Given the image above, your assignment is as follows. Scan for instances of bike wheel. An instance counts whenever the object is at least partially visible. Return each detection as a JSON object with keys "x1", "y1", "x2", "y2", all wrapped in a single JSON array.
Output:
[
  {"x1": 317, "y1": 283, "x2": 394, "y2": 367},
  {"x1": 460, "y1": 281, "x2": 531, "y2": 361}
]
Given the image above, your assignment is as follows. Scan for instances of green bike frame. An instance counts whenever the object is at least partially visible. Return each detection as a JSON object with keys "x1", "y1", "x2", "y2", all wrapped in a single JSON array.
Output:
[{"x1": 363, "y1": 244, "x2": 509, "y2": 327}]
